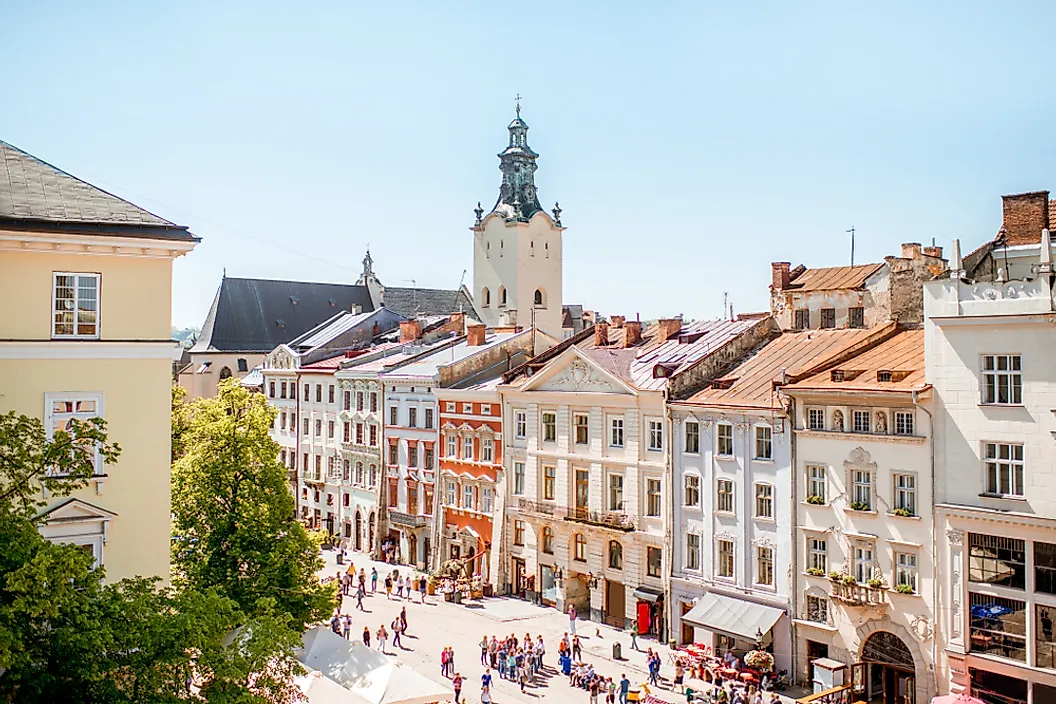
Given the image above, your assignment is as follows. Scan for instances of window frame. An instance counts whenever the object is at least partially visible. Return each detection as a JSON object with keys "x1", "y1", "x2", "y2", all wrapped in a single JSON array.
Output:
[
  {"x1": 756, "y1": 546, "x2": 775, "y2": 587},
  {"x1": 807, "y1": 407, "x2": 825, "y2": 431},
  {"x1": 574, "y1": 533, "x2": 587, "y2": 562},
  {"x1": 684, "y1": 420, "x2": 700, "y2": 454},
  {"x1": 755, "y1": 483, "x2": 773, "y2": 519},
  {"x1": 542, "y1": 526, "x2": 554, "y2": 554},
  {"x1": 513, "y1": 462, "x2": 526, "y2": 496},
  {"x1": 609, "y1": 540, "x2": 623, "y2": 570},
  {"x1": 610, "y1": 417, "x2": 625, "y2": 448},
  {"x1": 717, "y1": 539, "x2": 735, "y2": 579},
  {"x1": 52, "y1": 272, "x2": 101, "y2": 339},
  {"x1": 541, "y1": 412, "x2": 557, "y2": 443},
  {"x1": 895, "y1": 552, "x2": 918, "y2": 592},
  {"x1": 684, "y1": 474, "x2": 700, "y2": 507},
  {"x1": 851, "y1": 469, "x2": 873, "y2": 510},
  {"x1": 809, "y1": 537, "x2": 827, "y2": 573},
  {"x1": 44, "y1": 392, "x2": 106, "y2": 475},
  {"x1": 820, "y1": 308, "x2": 836, "y2": 329},
  {"x1": 807, "y1": 464, "x2": 827, "y2": 503},
  {"x1": 573, "y1": 413, "x2": 590, "y2": 445},
  {"x1": 716, "y1": 478, "x2": 734, "y2": 513},
  {"x1": 754, "y1": 424, "x2": 773, "y2": 460},
  {"x1": 647, "y1": 420, "x2": 663, "y2": 452},
  {"x1": 608, "y1": 472, "x2": 624, "y2": 512},
  {"x1": 646, "y1": 546, "x2": 662, "y2": 578},
  {"x1": 686, "y1": 533, "x2": 701, "y2": 571},
  {"x1": 716, "y1": 422, "x2": 734, "y2": 456},
  {"x1": 852, "y1": 409, "x2": 871, "y2": 434},
  {"x1": 514, "y1": 410, "x2": 527, "y2": 439},
  {"x1": 645, "y1": 478, "x2": 662, "y2": 517},
  {"x1": 982, "y1": 354, "x2": 1023, "y2": 405},
  {"x1": 894, "y1": 410, "x2": 915, "y2": 436},
  {"x1": 984, "y1": 441, "x2": 1025, "y2": 498},
  {"x1": 542, "y1": 465, "x2": 556, "y2": 501},
  {"x1": 893, "y1": 472, "x2": 917, "y2": 515}
]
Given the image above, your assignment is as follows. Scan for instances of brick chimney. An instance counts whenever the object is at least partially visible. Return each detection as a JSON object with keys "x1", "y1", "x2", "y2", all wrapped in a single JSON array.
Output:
[
  {"x1": 594, "y1": 322, "x2": 610, "y2": 347},
  {"x1": 399, "y1": 320, "x2": 421, "y2": 343},
  {"x1": 771, "y1": 262, "x2": 791, "y2": 291},
  {"x1": 610, "y1": 315, "x2": 626, "y2": 329},
  {"x1": 466, "y1": 324, "x2": 487, "y2": 346},
  {"x1": 901, "y1": 243, "x2": 922, "y2": 259},
  {"x1": 1002, "y1": 191, "x2": 1050, "y2": 245},
  {"x1": 623, "y1": 321, "x2": 642, "y2": 348},
  {"x1": 922, "y1": 245, "x2": 943, "y2": 259},
  {"x1": 657, "y1": 318, "x2": 682, "y2": 344},
  {"x1": 448, "y1": 312, "x2": 466, "y2": 335}
]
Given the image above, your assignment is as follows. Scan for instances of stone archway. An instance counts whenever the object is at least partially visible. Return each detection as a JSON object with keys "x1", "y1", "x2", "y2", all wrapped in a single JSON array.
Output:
[{"x1": 855, "y1": 618, "x2": 933, "y2": 704}]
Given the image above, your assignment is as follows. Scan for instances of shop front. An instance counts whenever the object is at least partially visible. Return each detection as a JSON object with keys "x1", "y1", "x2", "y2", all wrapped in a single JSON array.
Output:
[
  {"x1": 634, "y1": 587, "x2": 665, "y2": 640},
  {"x1": 681, "y1": 591, "x2": 786, "y2": 671}
]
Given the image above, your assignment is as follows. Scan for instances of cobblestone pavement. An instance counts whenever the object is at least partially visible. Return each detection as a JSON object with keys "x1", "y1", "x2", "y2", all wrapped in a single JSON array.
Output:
[{"x1": 316, "y1": 550, "x2": 803, "y2": 704}]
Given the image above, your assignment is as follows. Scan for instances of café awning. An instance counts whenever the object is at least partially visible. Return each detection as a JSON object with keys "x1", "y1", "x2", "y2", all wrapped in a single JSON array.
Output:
[{"x1": 681, "y1": 592, "x2": 783, "y2": 642}]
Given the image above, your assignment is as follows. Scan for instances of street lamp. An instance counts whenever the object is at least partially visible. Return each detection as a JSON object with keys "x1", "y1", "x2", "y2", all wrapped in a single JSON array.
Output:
[{"x1": 587, "y1": 572, "x2": 600, "y2": 589}]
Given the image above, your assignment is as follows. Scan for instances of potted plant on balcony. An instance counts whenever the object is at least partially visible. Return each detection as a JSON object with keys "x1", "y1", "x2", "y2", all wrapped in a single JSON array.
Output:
[
  {"x1": 806, "y1": 495, "x2": 825, "y2": 505},
  {"x1": 807, "y1": 567, "x2": 825, "y2": 577},
  {"x1": 841, "y1": 574, "x2": 857, "y2": 586},
  {"x1": 893, "y1": 507, "x2": 914, "y2": 518},
  {"x1": 866, "y1": 578, "x2": 884, "y2": 590},
  {"x1": 828, "y1": 571, "x2": 842, "y2": 582}
]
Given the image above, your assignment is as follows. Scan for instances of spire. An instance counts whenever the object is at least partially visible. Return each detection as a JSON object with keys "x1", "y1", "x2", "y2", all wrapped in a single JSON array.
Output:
[
  {"x1": 490, "y1": 101, "x2": 542, "y2": 223},
  {"x1": 362, "y1": 247, "x2": 374, "y2": 278}
]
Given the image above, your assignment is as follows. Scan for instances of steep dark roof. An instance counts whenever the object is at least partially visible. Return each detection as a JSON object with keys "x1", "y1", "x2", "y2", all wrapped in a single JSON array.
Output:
[
  {"x1": 192, "y1": 277, "x2": 375, "y2": 353},
  {"x1": 0, "y1": 140, "x2": 196, "y2": 241},
  {"x1": 383, "y1": 286, "x2": 475, "y2": 318}
]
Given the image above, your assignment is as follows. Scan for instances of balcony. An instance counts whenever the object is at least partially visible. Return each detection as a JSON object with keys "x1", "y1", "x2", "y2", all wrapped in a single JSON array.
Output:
[
  {"x1": 388, "y1": 511, "x2": 429, "y2": 529},
  {"x1": 830, "y1": 580, "x2": 887, "y2": 607},
  {"x1": 304, "y1": 469, "x2": 324, "y2": 484},
  {"x1": 515, "y1": 498, "x2": 557, "y2": 517},
  {"x1": 564, "y1": 506, "x2": 636, "y2": 532}
]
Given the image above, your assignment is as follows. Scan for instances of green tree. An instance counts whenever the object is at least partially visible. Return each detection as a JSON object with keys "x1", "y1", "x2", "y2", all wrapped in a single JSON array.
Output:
[
  {"x1": 172, "y1": 380, "x2": 336, "y2": 630},
  {"x1": 172, "y1": 384, "x2": 192, "y2": 463}
]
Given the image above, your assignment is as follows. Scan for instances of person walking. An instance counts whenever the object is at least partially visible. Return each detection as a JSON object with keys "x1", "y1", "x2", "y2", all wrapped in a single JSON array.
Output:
[
  {"x1": 441, "y1": 647, "x2": 450, "y2": 678},
  {"x1": 630, "y1": 627, "x2": 639, "y2": 651},
  {"x1": 452, "y1": 673, "x2": 463, "y2": 704},
  {"x1": 384, "y1": 574, "x2": 392, "y2": 600},
  {"x1": 377, "y1": 624, "x2": 388, "y2": 654},
  {"x1": 480, "y1": 635, "x2": 489, "y2": 665},
  {"x1": 419, "y1": 574, "x2": 428, "y2": 603},
  {"x1": 342, "y1": 614, "x2": 351, "y2": 639},
  {"x1": 359, "y1": 567, "x2": 366, "y2": 592},
  {"x1": 568, "y1": 604, "x2": 577, "y2": 635},
  {"x1": 480, "y1": 684, "x2": 492, "y2": 704},
  {"x1": 391, "y1": 618, "x2": 402, "y2": 649},
  {"x1": 371, "y1": 566, "x2": 378, "y2": 592},
  {"x1": 362, "y1": 625, "x2": 371, "y2": 648},
  {"x1": 572, "y1": 635, "x2": 582, "y2": 661},
  {"x1": 400, "y1": 606, "x2": 408, "y2": 634},
  {"x1": 356, "y1": 584, "x2": 366, "y2": 611},
  {"x1": 536, "y1": 635, "x2": 545, "y2": 670},
  {"x1": 674, "y1": 661, "x2": 685, "y2": 693},
  {"x1": 619, "y1": 674, "x2": 630, "y2": 704},
  {"x1": 589, "y1": 676, "x2": 601, "y2": 704}
]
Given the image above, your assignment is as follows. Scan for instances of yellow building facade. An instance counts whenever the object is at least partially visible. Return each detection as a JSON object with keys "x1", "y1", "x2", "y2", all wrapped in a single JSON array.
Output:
[{"x1": 0, "y1": 140, "x2": 197, "y2": 582}]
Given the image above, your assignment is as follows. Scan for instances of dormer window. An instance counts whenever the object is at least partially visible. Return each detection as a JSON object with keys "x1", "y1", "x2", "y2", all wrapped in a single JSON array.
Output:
[
  {"x1": 276, "y1": 319, "x2": 286, "y2": 328},
  {"x1": 711, "y1": 378, "x2": 735, "y2": 390},
  {"x1": 290, "y1": 295, "x2": 300, "y2": 305},
  {"x1": 678, "y1": 332, "x2": 706, "y2": 344},
  {"x1": 831, "y1": 370, "x2": 845, "y2": 382},
  {"x1": 877, "y1": 371, "x2": 893, "y2": 383}
]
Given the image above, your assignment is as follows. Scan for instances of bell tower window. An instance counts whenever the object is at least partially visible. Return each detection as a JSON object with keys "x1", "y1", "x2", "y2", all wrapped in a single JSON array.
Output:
[{"x1": 534, "y1": 289, "x2": 545, "y2": 307}]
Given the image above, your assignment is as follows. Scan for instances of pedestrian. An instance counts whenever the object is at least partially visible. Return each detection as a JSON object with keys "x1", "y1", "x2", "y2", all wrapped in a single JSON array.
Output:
[
  {"x1": 648, "y1": 652, "x2": 660, "y2": 686},
  {"x1": 342, "y1": 614, "x2": 351, "y2": 639},
  {"x1": 448, "y1": 646, "x2": 456, "y2": 675},
  {"x1": 507, "y1": 650, "x2": 517, "y2": 682},
  {"x1": 606, "y1": 676, "x2": 616, "y2": 704},
  {"x1": 480, "y1": 635, "x2": 489, "y2": 665},
  {"x1": 362, "y1": 625, "x2": 371, "y2": 648},
  {"x1": 356, "y1": 585, "x2": 366, "y2": 611},
  {"x1": 419, "y1": 574, "x2": 428, "y2": 603},
  {"x1": 377, "y1": 624, "x2": 388, "y2": 654},
  {"x1": 329, "y1": 613, "x2": 341, "y2": 635},
  {"x1": 452, "y1": 672, "x2": 463, "y2": 704},
  {"x1": 481, "y1": 668, "x2": 492, "y2": 691},
  {"x1": 518, "y1": 661, "x2": 528, "y2": 693},
  {"x1": 619, "y1": 674, "x2": 630, "y2": 704},
  {"x1": 489, "y1": 636, "x2": 499, "y2": 669},
  {"x1": 359, "y1": 568, "x2": 366, "y2": 591},
  {"x1": 400, "y1": 606, "x2": 408, "y2": 633},
  {"x1": 480, "y1": 684, "x2": 491, "y2": 704},
  {"x1": 568, "y1": 604, "x2": 577, "y2": 634},
  {"x1": 674, "y1": 661, "x2": 685, "y2": 693},
  {"x1": 589, "y1": 676, "x2": 601, "y2": 704},
  {"x1": 371, "y1": 567, "x2": 378, "y2": 592},
  {"x1": 630, "y1": 627, "x2": 638, "y2": 651},
  {"x1": 396, "y1": 574, "x2": 404, "y2": 599},
  {"x1": 441, "y1": 646, "x2": 450, "y2": 678},
  {"x1": 384, "y1": 574, "x2": 392, "y2": 600},
  {"x1": 536, "y1": 635, "x2": 545, "y2": 669}
]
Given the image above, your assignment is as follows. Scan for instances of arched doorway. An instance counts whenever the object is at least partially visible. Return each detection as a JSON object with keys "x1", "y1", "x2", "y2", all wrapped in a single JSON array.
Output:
[
  {"x1": 368, "y1": 513, "x2": 375, "y2": 554},
  {"x1": 408, "y1": 534, "x2": 418, "y2": 567},
  {"x1": 354, "y1": 511, "x2": 363, "y2": 551},
  {"x1": 861, "y1": 631, "x2": 915, "y2": 704}
]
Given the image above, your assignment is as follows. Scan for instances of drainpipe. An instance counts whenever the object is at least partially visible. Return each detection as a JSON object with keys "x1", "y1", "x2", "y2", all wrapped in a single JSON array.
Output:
[
  {"x1": 664, "y1": 393, "x2": 675, "y2": 646},
  {"x1": 912, "y1": 389, "x2": 937, "y2": 697},
  {"x1": 787, "y1": 395, "x2": 800, "y2": 685}
]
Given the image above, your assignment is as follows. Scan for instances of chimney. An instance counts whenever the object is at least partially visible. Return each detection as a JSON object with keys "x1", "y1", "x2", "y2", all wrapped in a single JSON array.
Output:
[
  {"x1": 448, "y1": 312, "x2": 466, "y2": 335},
  {"x1": 657, "y1": 318, "x2": 682, "y2": 344},
  {"x1": 901, "y1": 243, "x2": 922, "y2": 259},
  {"x1": 623, "y1": 321, "x2": 642, "y2": 348},
  {"x1": 1002, "y1": 191, "x2": 1050, "y2": 245},
  {"x1": 922, "y1": 245, "x2": 943, "y2": 259},
  {"x1": 399, "y1": 320, "x2": 421, "y2": 343},
  {"x1": 594, "y1": 322, "x2": 610, "y2": 347},
  {"x1": 466, "y1": 324, "x2": 487, "y2": 346},
  {"x1": 610, "y1": 315, "x2": 626, "y2": 329},
  {"x1": 771, "y1": 262, "x2": 791, "y2": 291}
]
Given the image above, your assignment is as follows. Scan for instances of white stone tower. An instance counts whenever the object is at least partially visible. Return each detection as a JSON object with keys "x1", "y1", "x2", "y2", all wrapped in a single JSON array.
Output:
[{"x1": 471, "y1": 105, "x2": 564, "y2": 339}]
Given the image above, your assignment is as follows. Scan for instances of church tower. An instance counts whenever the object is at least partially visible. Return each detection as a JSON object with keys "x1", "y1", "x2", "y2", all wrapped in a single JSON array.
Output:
[{"x1": 472, "y1": 105, "x2": 564, "y2": 339}]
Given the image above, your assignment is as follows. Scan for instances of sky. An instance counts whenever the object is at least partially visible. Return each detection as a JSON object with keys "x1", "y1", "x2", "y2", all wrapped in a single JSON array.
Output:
[{"x1": 5, "y1": 1, "x2": 1056, "y2": 328}]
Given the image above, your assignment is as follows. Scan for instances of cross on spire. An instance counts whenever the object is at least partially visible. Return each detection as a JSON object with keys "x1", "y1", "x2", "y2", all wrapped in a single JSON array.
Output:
[{"x1": 515, "y1": 93, "x2": 522, "y2": 118}]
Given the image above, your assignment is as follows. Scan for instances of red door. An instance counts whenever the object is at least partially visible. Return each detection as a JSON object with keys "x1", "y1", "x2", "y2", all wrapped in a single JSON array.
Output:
[{"x1": 636, "y1": 602, "x2": 651, "y2": 634}]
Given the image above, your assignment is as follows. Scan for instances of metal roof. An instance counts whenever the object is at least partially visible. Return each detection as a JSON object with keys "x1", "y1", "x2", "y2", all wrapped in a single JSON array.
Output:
[
  {"x1": 787, "y1": 263, "x2": 884, "y2": 291},
  {"x1": 382, "y1": 286, "x2": 475, "y2": 318},
  {"x1": 783, "y1": 328, "x2": 925, "y2": 393}
]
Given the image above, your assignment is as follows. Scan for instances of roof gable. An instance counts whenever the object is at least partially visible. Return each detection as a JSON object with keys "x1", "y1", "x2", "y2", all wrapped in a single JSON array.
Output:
[
  {"x1": 37, "y1": 497, "x2": 118, "y2": 523},
  {"x1": 521, "y1": 347, "x2": 637, "y2": 396}
]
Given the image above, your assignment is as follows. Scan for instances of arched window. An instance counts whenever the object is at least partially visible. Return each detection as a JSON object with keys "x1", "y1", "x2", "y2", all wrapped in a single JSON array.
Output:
[
  {"x1": 609, "y1": 540, "x2": 623, "y2": 570},
  {"x1": 573, "y1": 533, "x2": 587, "y2": 562},
  {"x1": 499, "y1": 286, "x2": 507, "y2": 307},
  {"x1": 219, "y1": 366, "x2": 233, "y2": 380},
  {"x1": 534, "y1": 289, "x2": 545, "y2": 307},
  {"x1": 482, "y1": 287, "x2": 490, "y2": 307},
  {"x1": 542, "y1": 526, "x2": 555, "y2": 554}
]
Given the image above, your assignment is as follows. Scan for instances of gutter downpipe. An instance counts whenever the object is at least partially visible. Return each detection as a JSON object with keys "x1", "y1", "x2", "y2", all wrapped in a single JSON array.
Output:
[
  {"x1": 786, "y1": 393, "x2": 800, "y2": 685},
  {"x1": 912, "y1": 388, "x2": 937, "y2": 697}
]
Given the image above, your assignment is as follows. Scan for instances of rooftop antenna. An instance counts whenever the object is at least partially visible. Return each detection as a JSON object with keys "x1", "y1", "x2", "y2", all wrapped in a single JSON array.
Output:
[
  {"x1": 847, "y1": 226, "x2": 856, "y2": 266},
  {"x1": 456, "y1": 269, "x2": 467, "y2": 313},
  {"x1": 723, "y1": 292, "x2": 728, "y2": 320},
  {"x1": 402, "y1": 279, "x2": 418, "y2": 317}
]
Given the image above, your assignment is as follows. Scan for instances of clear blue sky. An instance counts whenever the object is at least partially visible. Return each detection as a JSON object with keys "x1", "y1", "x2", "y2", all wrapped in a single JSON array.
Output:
[{"x1": 5, "y1": 1, "x2": 1056, "y2": 328}]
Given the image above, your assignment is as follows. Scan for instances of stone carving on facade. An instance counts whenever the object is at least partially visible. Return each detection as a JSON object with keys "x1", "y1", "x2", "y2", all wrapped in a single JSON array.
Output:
[
  {"x1": 946, "y1": 529, "x2": 964, "y2": 545},
  {"x1": 832, "y1": 409, "x2": 845, "y2": 432},
  {"x1": 875, "y1": 411, "x2": 887, "y2": 434},
  {"x1": 844, "y1": 446, "x2": 877, "y2": 472},
  {"x1": 547, "y1": 359, "x2": 614, "y2": 392},
  {"x1": 910, "y1": 614, "x2": 933, "y2": 642},
  {"x1": 735, "y1": 421, "x2": 750, "y2": 435},
  {"x1": 715, "y1": 531, "x2": 735, "y2": 542},
  {"x1": 751, "y1": 536, "x2": 775, "y2": 549}
]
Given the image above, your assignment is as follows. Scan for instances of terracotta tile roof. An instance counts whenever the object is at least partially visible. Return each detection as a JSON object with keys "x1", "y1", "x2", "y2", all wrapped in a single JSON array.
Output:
[
  {"x1": 783, "y1": 328, "x2": 925, "y2": 393},
  {"x1": 786, "y1": 263, "x2": 884, "y2": 291},
  {"x1": 680, "y1": 327, "x2": 882, "y2": 409}
]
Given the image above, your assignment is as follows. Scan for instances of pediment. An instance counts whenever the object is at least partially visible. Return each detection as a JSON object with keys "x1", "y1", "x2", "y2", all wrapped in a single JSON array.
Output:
[
  {"x1": 37, "y1": 497, "x2": 117, "y2": 524},
  {"x1": 266, "y1": 345, "x2": 297, "y2": 370},
  {"x1": 522, "y1": 349, "x2": 635, "y2": 395}
]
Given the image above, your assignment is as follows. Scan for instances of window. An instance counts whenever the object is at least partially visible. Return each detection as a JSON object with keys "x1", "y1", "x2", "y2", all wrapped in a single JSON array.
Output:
[
  {"x1": 646, "y1": 479, "x2": 661, "y2": 517},
  {"x1": 328, "y1": 421, "x2": 335, "y2": 439},
  {"x1": 809, "y1": 538, "x2": 827, "y2": 573},
  {"x1": 807, "y1": 408, "x2": 825, "y2": 431},
  {"x1": 806, "y1": 596, "x2": 829, "y2": 623},
  {"x1": 45, "y1": 394, "x2": 104, "y2": 474},
  {"x1": 388, "y1": 444, "x2": 398, "y2": 465},
  {"x1": 894, "y1": 411, "x2": 914, "y2": 436},
  {"x1": 609, "y1": 540, "x2": 623, "y2": 569},
  {"x1": 315, "y1": 419, "x2": 322, "y2": 437},
  {"x1": 647, "y1": 546, "x2": 662, "y2": 578},
  {"x1": 985, "y1": 442, "x2": 1025, "y2": 497},
  {"x1": 303, "y1": 418, "x2": 309, "y2": 436},
  {"x1": 755, "y1": 484, "x2": 773, "y2": 518},
  {"x1": 1037, "y1": 605, "x2": 1056, "y2": 669},
  {"x1": 369, "y1": 464, "x2": 377, "y2": 487},
  {"x1": 369, "y1": 425, "x2": 378, "y2": 446},
  {"x1": 445, "y1": 481, "x2": 457, "y2": 506},
  {"x1": 717, "y1": 423, "x2": 733, "y2": 456},
  {"x1": 407, "y1": 484, "x2": 418, "y2": 514},
  {"x1": 574, "y1": 414, "x2": 589, "y2": 445},
  {"x1": 543, "y1": 466, "x2": 556, "y2": 500},
  {"x1": 807, "y1": 465, "x2": 826, "y2": 503},
  {"x1": 515, "y1": 411, "x2": 527, "y2": 439},
  {"x1": 280, "y1": 449, "x2": 287, "y2": 465},
  {"x1": 481, "y1": 487, "x2": 492, "y2": 512},
  {"x1": 424, "y1": 447, "x2": 434, "y2": 470},
  {"x1": 408, "y1": 408, "x2": 417, "y2": 428},
  {"x1": 1036, "y1": 542, "x2": 1056, "y2": 595},
  {"x1": 480, "y1": 438, "x2": 493, "y2": 462},
  {"x1": 354, "y1": 392, "x2": 363, "y2": 411},
  {"x1": 716, "y1": 479, "x2": 734, "y2": 513},
  {"x1": 513, "y1": 462, "x2": 525, "y2": 495},
  {"x1": 610, "y1": 417, "x2": 624, "y2": 447},
  {"x1": 982, "y1": 354, "x2": 1022, "y2": 405},
  {"x1": 389, "y1": 407, "x2": 397, "y2": 425},
  {"x1": 303, "y1": 453, "x2": 308, "y2": 471},
  {"x1": 462, "y1": 484, "x2": 474, "y2": 510},
  {"x1": 574, "y1": 469, "x2": 589, "y2": 509},
  {"x1": 343, "y1": 390, "x2": 350, "y2": 411},
  {"x1": 446, "y1": 401, "x2": 456, "y2": 413},
  {"x1": 281, "y1": 381, "x2": 287, "y2": 399},
  {"x1": 853, "y1": 546, "x2": 873, "y2": 584},
  {"x1": 969, "y1": 592, "x2": 1026, "y2": 661},
  {"x1": 684, "y1": 475, "x2": 700, "y2": 507},
  {"x1": 895, "y1": 552, "x2": 917, "y2": 592},
  {"x1": 408, "y1": 444, "x2": 418, "y2": 467},
  {"x1": 647, "y1": 420, "x2": 663, "y2": 451},
  {"x1": 686, "y1": 534, "x2": 700, "y2": 570},
  {"x1": 281, "y1": 411, "x2": 288, "y2": 431},
  {"x1": 269, "y1": 381, "x2": 276, "y2": 398},
  {"x1": 542, "y1": 412, "x2": 556, "y2": 442},
  {"x1": 424, "y1": 408, "x2": 434, "y2": 429},
  {"x1": 685, "y1": 421, "x2": 699, "y2": 453},
  {"x1": 794, "y1": 309, "x2": 810, "y2": 330},
  {"x1": 355, "y1": 462, "x2": 363, "y2": 484},
  {"x1": 446, "y1": 434, "x2": 457, "y2": 457},
  {"x1": 851, "y1": 469, "x2": 872, "y2": 510},
  {"x1": 315, "y1": 455, "x2": 322, "y2": 474},
  {"x1": 820, "y1": 308, "x2": 836, "y2": 329},
  {"x1": 534, "y1": 289, "x2": 544, "y2": 306},
  {"x1": 609, "y1": 473, "x2": 624, "y2": 512},
  {"x1": 969, "y1": 534, "x2": 1026, "y2": 589},
  {"x1": 893, "y1": 473, "x2": 916, "y2": 515},
  {"x1": 542, "y1": 526, "x2": 554, "y2": 554},
  {"x1": 463, "y1": 436, "x2": 474, "y2": 461},
  {"x1": 718, "y1": 540, "x2": 734, "y2": 578},
  {"x1": 52, "y1": 273, "x2": 100, "y2": 338},
  {"x1": 852, "y1": 409, "x2": 871, "y2": 433},
  {"x1": 328, "y1": 385, "x2": 335, "y2": 404},
  {"x1": 514, "y1": 520, "x2": 525, "y2": 546},
  {"x1": 848, "y1": 307, "x2": 864, "y2": 328},
  {"x1": 463, "y1": 403, "x2": 473, "y2": 414},
  {"x1": 370, "y1": 392, "x2": 378, "y2": 412},
  {"x1": 754, "y1": 425, "x2": 772, "y2": 460},
  {"x1": 757, "y1": 547, "x2": 774, "y2": 586},
  {"x1": 574, "y1": 533, "x2": 587, "y2": 561},
  {"x1": 482, "y1": 404, "x2": 492, "y2": 416},
  {"x1": 313, "y1": 385, "x2": 321, "y2": 403}
]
